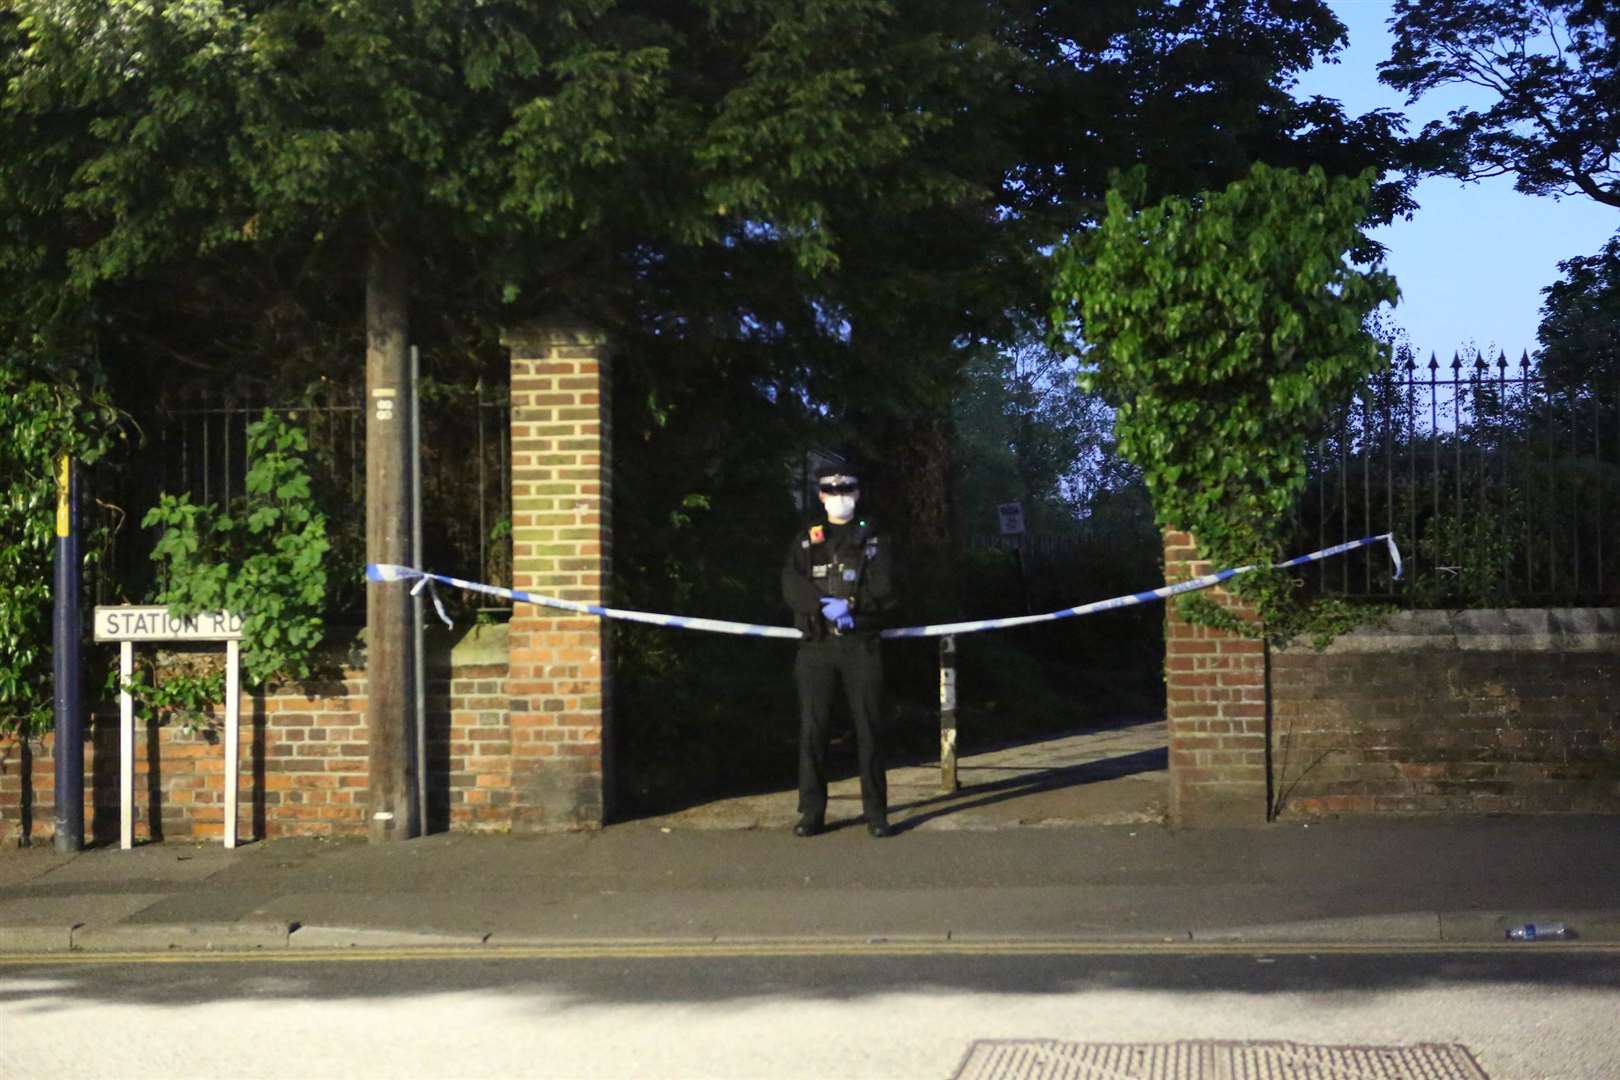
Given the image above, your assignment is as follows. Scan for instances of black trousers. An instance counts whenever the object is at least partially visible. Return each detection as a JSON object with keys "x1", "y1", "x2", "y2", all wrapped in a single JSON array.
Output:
[{"x1": 795, "y1": 635, "x2": 887, "y2": 824}]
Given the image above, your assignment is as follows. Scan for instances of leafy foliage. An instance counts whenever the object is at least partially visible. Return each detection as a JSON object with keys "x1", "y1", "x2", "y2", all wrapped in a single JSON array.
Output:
[
  {"x1": 791, "y1": 0, "x2": 1414, "y2": 576},
  {"x1": 143, "y1": 411, "x2": 330, "y2": 687},
  {"x1": 953, "y1": 334, "x2": 1146, "y2": 538},
  {"x1": 1051, "y1": 164, "x2": 1399, "y2": 644},
  {"x1": 0, "y1": 0, "x2": 1022, "y2": 337},
  {"x1": 1538, "y1": 231, "x2": 1620, "y2": 392},
  {"x1": 0, "y1": 359, "x2": 120, "y2": 735},
  {"x1": 102, "y1": 663, "x2": 225, "y2": 737},
  {"x1": 0, "y1": 1, "x2": 1420, "y2": 798},
  {"x1": 1380, "y1": 0, "x2": 1619, "y2": 209}
]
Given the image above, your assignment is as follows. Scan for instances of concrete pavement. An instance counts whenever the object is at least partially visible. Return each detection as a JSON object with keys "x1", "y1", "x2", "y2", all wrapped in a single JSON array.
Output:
[{"x1": 2, "y1": 719, "x2": 1616, "y2": 953}]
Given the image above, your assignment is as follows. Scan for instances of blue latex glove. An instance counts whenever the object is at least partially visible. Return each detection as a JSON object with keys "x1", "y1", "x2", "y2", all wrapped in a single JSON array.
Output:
[{"x1": 818, "y1": 596, "x2": 851, "y2": 625}]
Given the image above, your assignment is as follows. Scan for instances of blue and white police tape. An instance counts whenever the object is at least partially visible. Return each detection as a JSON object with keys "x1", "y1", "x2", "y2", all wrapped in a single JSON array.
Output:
[
  {"x1": 882, "y1": 532, "x2": 1402, "y2": 639},
  {"x1": 367, "y1": 532, "x2": 1401, "y2": 642},
  {"x1": 366, "y1": 563, "x2": 803, "y2": 638}
]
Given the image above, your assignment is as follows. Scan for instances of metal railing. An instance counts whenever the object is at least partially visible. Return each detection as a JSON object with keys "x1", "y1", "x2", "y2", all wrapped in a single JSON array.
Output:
[
  {"x1": 95, "y1": 374, "x2": 512, "y2": 618},
  {"x1": 1301, "y1": 350, "x2": 1618, "y2": 607}
]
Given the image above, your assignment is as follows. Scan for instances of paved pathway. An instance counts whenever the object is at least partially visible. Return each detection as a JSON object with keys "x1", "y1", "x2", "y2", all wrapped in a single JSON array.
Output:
[{"x1": 639, "y1": 716, "x2": 1168, "y2": 832}]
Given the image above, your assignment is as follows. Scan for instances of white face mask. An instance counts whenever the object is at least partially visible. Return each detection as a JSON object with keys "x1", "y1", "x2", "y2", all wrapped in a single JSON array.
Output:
[{"x1": 824, "y1": 494, "x2": 858, "y2": 523}]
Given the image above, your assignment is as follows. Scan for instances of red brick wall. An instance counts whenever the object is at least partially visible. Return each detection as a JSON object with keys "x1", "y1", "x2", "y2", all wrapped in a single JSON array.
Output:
[
  {"x1": 501, "y1": 324, "x2": 613, "y2": 830},
  {"x1": 240, "y1": 672, "x2": 369, "y2": 837},
  {"x1": 0, "y1": 634, "x2": 510, "y2": 845},
  {"x1": 3, "y1": 315, "x2": 623, "y2": 844},
  {"x1": 1271, "y1": 609, "x2": 1620, "y2": 816},
  {"x1": 1160, "y1": 524, "x2": 1618, "y2": 823},
  {"x1": 430, "y1": 629, "x2": 513, "y2": 831},
  {"x1": 1162, "y1": 530, "x2": 1270, "y2": 825}
]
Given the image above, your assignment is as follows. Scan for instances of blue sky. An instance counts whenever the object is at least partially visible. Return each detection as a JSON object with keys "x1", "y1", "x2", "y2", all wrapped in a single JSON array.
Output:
[{"x1": 1293, "y1": 0, "x2": 1614, "y2": 363}]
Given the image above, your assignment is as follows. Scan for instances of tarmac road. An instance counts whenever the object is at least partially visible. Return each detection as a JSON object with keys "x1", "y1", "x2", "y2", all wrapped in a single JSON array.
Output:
[{"x1": 3, "y1": 944, "x2": 1619, "y2": 1080}]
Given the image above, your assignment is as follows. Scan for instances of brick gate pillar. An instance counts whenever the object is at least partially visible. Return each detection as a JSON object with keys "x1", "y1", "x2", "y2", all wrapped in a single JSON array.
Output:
[
  {"x1": 501, "y1": 323, "x2": 613, "y2": 830},
  {"x1": 1162, "y1": 530, "x2": 1269, "y2": 825}
]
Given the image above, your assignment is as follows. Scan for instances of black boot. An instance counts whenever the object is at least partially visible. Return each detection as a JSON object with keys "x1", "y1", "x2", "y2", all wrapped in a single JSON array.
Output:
[{"x1": 793, "y1": 815, "x2": 824, "y2": 838}]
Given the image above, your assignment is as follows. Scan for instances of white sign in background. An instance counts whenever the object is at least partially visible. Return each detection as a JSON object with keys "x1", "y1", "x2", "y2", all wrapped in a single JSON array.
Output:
[
  {"x1": 996, "y1": 501, "x2": 1025, "y2": 536},
  {"x1": 94, "y1": 606, "x2": 244, "y2": 850}
]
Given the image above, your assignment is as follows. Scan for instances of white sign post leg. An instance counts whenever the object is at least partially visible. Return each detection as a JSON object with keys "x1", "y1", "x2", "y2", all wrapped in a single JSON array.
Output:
[
  {"x1": 93, "y1": 606, "x2": 243, "y2": 853},
  {"x1": 120, "y1": 640, "x2": 133, "y2": 850},
  {"x1": 225, "y1": 639, "x2": 240, "y2": 849},
  {"x1": 939, "y1": 635, "x2": 959, "y2": 794}
]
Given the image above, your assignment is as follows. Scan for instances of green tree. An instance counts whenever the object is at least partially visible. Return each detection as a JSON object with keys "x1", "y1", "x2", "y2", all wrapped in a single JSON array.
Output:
[
  {"x1": 801, "y1": 0, "x2": 1413, "y2": 592},
  {"x1": 1051, "y1": 164, "x2": 1399, "y2": 644},
  {"x1": 953, "y1": 336, "x2": 1135, "y2": 538},
  {"x1": 0, "y1": 1, "x2": 1418, "y2": 792},
  {"x1": 1538, "y1": 231, "x2": 1620, "y2": 392},
  {"x1": 1, "y1": 0, "x2": 1411, "y2": 535},
  {"x1": 0, "y1": 0, "x2": 1052, "y2": 603},
  {"x1": 0, "y1": 0, "x2": 1022, "y2": 357},
  {"x1": 1379, "y1": 0, "x2": 1619, "y2": 209}
]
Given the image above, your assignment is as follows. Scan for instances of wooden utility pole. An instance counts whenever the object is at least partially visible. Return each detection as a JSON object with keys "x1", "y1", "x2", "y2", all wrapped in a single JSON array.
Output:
[{"x1": 365, "y1": 242, "x2": 415, "y2": 842}]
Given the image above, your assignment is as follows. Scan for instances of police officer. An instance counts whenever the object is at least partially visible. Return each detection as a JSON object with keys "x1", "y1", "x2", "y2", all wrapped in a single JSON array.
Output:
[{"x1": 782, "y1": 462, "x2": 897, "y2": 838}]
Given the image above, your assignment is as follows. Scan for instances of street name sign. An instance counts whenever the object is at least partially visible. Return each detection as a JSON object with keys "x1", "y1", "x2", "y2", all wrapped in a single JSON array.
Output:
[
  {"x1": 94, "y1": 606, "x2": 243, "y2": 642},
  {"x1": 94, "y1": 605, "x2": 245, "y2": 850}
]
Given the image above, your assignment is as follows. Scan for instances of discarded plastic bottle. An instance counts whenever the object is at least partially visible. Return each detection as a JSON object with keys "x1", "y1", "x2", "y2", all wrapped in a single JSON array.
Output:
[{"x1": 1505, "y1": 921, "x2": 1569, "y2": 941}]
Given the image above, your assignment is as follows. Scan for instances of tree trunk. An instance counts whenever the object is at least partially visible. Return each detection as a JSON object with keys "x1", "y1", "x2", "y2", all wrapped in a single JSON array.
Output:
[
  {"x1": 871, "y1": 411, "x2": 958, "y2": 622},
  {"x1": 364, "y1": 241, "x2": 415, "y2": 842}
]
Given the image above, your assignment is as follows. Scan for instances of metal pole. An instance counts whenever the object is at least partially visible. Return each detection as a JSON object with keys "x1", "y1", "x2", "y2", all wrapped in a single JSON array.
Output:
[
  {"x1": 411, "y1": 345, "x2": 427, "y2": 837},
  {"x1": 1363, "y1": 393, "x2": 1372, "y2": 594},
  {"x1": 1406, "y1": 356, "x2": 1416, "y2": 596},
  {"x1": 1570, "y1": 383, "x2": 1581, "y2": 594},
  {"x1": 1338, "y1": 407, "x2": 1349, "y2": 593},
  {"x1": 1546, "y1": 362, "x2": 1558, "y2": 598},
  {"x1": 202, "y1": 393, "x2": 212, "y2": 505},
  {"x1": 939, "y1": 635, "x2": 958, "y2": 793},
  {"x1": 53, "y1": 455, "x2": 84, "y2": 853},
  {"x1": 1384, "y1": 369, "x2": 1395, "y2": 596},
  {"x1": 1013, "y1": 534, "x2": 1029, "y2": 613},
  {"x1": 1596, "y1": 372, "x2": 1606, "y2": 597},
  {"x1": 1318, "y1": 424, "x2": 1327, "y2": 593},
  {"x1": 1454, "y1": 355, "x2": 1463, "y2": 570},
  {"x1": 476, "y1": 376, "x2": 487, "y2": 584},
  {"x1": 1521, "y1": 354, "x2": 1535, "y2": 593},
  {"x1": 1429, "y1": 354, "x2": 1440, "y2": 580},
  {"x1": 1497, "y1": 352, "x2": 1510, "y2": 597}
]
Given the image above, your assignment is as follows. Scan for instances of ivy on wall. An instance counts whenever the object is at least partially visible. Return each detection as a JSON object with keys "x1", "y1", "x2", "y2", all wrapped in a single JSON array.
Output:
[
  {"x1": 1051, "y1": 164, "x2": 1400, "y2": 645},
  {"x1": 142, "y1": 410, "x2": 332, "y2": 701}
]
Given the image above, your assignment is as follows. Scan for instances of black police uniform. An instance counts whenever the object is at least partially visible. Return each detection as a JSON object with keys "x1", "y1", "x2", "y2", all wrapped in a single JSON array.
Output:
[{"x1": 781, "y1": 515, "x2": 898, "y2": 832}]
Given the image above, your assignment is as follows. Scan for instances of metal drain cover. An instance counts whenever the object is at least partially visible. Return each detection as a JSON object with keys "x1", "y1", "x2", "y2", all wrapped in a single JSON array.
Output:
[{"x1": 951, "y1": 1040, "x2": 1489, "y2": 1080}]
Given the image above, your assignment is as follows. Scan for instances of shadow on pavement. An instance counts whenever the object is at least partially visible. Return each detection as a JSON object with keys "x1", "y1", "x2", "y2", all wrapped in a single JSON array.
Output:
[{"x1": 891, "y1": 747, "x2": 1168, "y2": 832}]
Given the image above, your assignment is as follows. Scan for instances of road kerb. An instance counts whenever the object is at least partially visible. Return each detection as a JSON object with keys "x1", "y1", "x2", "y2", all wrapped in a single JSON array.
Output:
[
  {"x1": 0, "y1": 925, "x2": 78, "y2": 953},
  {"x1": 1190, "y1": 912, "x2": 1441, "y2": 943},
  {"x1": 289, "y1": 925, "x2": 491, "y2": 949},
  {"x1": 1440, "y1": 909, "x2": 1620, "y2": 943},
  {"x1": 71, "y1": 921, "x2": 294, "y2": 952}
]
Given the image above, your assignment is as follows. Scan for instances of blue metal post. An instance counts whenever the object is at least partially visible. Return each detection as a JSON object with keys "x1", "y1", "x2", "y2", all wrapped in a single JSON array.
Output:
[{"x1": 53, "y1": 454, "x2": 84, "y2": 852}]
